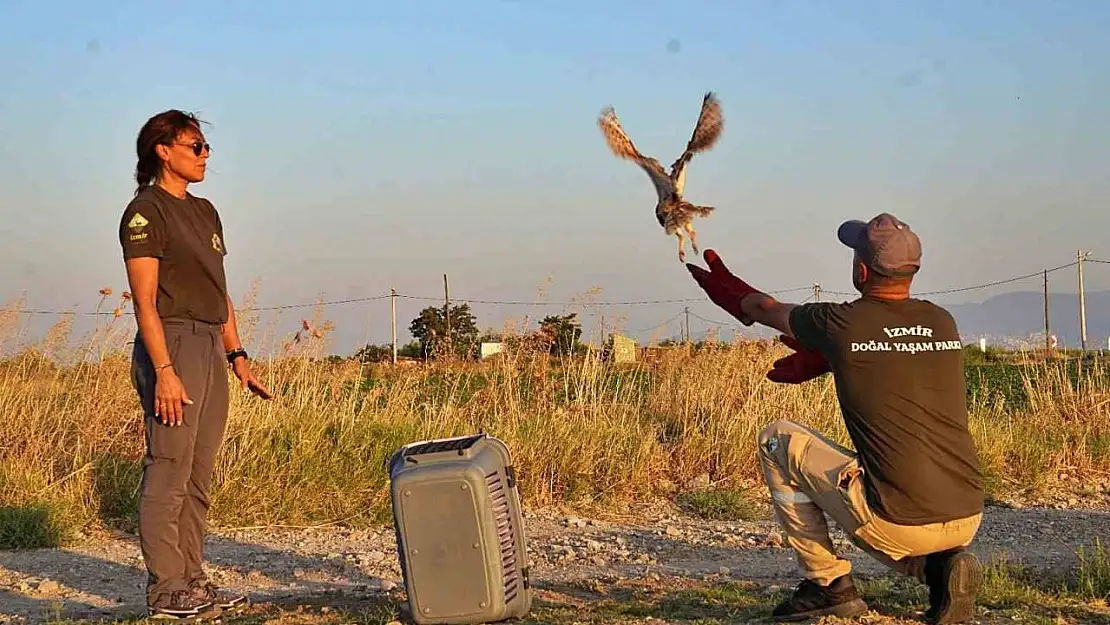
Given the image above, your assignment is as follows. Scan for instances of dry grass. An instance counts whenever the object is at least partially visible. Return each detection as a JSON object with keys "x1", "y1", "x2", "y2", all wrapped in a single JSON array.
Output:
[{"x1": 2, "y1": 291, "x2": 1110, "y2": 548}]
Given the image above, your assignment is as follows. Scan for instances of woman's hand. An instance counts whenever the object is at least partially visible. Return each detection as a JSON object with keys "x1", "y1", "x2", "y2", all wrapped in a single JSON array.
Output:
[
  {"x1": 154, "y1": 367, "x2": 193, "y2": 426},
  {"x1": 231, "y1": 357, "x2": 273, "y2": 400}
]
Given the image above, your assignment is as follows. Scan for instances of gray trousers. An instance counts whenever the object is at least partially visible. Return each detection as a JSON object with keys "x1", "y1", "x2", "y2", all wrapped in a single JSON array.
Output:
[{"x1": 130, "y1": 318, "x2": 229, "y2": 605}]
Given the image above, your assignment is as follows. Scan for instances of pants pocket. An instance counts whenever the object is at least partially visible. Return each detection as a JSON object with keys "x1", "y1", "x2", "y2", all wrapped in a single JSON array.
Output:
[
  {"x1": 836, "y1": 464, "x2": 875, "y2": 532},
  {"x1": 146, "y1": 329, "x2": 189, "y2": 437},
  {"x1": 165, "y1": 328, "x2": 185, "y2": 369}
]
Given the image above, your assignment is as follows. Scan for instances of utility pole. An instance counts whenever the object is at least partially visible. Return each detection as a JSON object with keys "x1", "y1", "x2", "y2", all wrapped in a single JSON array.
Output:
[
  {"x1": 1078, "y1": 250, "x2": 1088, "y2": 352},
  {"x1": 683, "y1": 306, "x2": 690, "y2": 343},
  {"x1": 1042, "y1": 270, "x2": 1050, "y2": 352},
  {"x1": 443, "y1": 273, "x2": 451, "y2": 354},
  {"x1": 813, "y1": 282, "x2": 822, "y2": 303},
  {"x1": 390, "y1": 287, "x2": 398, "y2": 364}
]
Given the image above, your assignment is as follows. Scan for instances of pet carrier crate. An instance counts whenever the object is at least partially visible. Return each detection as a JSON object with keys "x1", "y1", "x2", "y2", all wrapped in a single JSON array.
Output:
[{"x1": 388, "y1": 433, "x2": 532, "y2": 624}]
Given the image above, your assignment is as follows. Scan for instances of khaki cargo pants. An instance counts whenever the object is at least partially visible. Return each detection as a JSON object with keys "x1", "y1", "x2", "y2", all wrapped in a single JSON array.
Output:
[
  {"x1": 757, "y1": 420, "x2": 981, "y2": 586},
  {"x1": 131, "y1": 318, "x2": 229, "y2": 606}
]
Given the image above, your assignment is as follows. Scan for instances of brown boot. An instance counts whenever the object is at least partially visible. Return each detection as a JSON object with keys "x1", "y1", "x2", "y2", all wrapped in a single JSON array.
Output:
[
  {"x1": 190, "y1": 581, "x2": 248, "y2": 611},
  {"x1": 147, "y1": 590, "x2": 215, "y2": 620},
  {"x1": 770, "y1": 574, "x2": 869, "y2": 622},
  {"x1": 924, "y1": 549, "x2": 982, "y2": 624}
]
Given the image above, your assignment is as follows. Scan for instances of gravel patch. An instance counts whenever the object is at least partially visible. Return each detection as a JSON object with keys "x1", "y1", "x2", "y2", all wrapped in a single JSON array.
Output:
[{"x1": 0, "y1": 501, "x2": 1107, "y2": 624}]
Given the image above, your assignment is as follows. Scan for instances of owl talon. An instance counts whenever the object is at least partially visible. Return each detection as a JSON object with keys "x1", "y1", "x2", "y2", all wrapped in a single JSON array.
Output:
[{"x1": 685, "y1": 225, "x2": 700, "y2": 254}]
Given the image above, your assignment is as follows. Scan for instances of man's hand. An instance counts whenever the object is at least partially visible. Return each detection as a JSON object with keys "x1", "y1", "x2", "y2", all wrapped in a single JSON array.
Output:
[
  {"x1": 767, "y1": 335, "x2": 831, "y2": 384},
  {"x1": 231, "y1": 357, "x2": 273, "y2": 400},
  {"x1": 685, "y1": 249, "x2": 764, "y2": 325}
]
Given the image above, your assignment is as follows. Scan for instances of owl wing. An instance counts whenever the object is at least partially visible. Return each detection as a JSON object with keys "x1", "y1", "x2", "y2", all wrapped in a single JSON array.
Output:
[
  {"x1": 599, "y1": 106, "x2": 673, "y2": 199},
  {"x1": 669, "y1": 92, "x2": 724, "y2": 192}
]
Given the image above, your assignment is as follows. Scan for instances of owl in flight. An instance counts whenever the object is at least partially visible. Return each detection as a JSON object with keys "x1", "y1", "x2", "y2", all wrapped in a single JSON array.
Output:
[{"x1": 598, "y1": 92, "x2": 724, "y2": 262}]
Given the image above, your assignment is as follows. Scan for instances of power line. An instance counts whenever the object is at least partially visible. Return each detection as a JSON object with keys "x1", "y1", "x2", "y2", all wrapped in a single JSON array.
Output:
[
  {"x1": 630, "y1": 312, "x2": 685, "y2": 334},
  {"x1": 11, "y1": 294, "x2": 393, "y2": 317},
  {"x1": 396, "y1": 293, "x2": 704, "y2": 307},
  {"x1": 5, "y1": 257, "x2": 1103, "y2": 317},
  {"x1": 395, "y1": 285, "x2": 812, "y2": 307},
  {"x1": 687, "y1": 311, "x2": 742, "y2": 327},
  {"x1": 818, "y1": 261, "x2": 1081, "y2": 299},
  {"x1": 915, "y1": 261, "x2": 1078, "y2": 296},
  {"x1": 256, "y1": 295, "x2": 392, "y2": 311}
]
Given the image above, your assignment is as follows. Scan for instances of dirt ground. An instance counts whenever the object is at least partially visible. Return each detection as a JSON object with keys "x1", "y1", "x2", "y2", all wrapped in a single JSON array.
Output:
[{"x1": 2, "y1": 495, "x2": 1109, "y2": 624}]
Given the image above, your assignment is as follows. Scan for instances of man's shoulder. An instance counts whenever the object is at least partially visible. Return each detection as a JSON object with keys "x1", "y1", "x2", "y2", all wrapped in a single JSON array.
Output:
[
  {"x1": 904, "y1": 297, "x2": 959, "y2": 327},
  {"x1": 787, "y1": 300, "x2": 863, "y2": 355},
  {"x1": 912, "y1": 297, "x2": 955, "y2": 316},
  {"x1": 791, "y1": 299, "x2": 866, "y2": 324}
]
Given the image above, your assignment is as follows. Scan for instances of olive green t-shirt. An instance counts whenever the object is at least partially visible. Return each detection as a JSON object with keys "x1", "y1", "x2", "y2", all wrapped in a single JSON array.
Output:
[
  {"x1": 788, "y1": 295, "x2": 984, "y2": 525},
  {"x1": 118, "y1": 185, "x2": 230, "y2": 324}
]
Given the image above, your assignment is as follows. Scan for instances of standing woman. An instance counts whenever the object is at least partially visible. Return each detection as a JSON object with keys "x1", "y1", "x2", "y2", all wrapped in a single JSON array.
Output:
[{"x1": 119, "y1": 109, "x2": 272, "y2": 619}]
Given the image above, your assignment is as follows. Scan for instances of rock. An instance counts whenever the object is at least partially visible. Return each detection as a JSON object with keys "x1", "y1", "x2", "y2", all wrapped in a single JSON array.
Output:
[
  {"x1": 379, "y1": 579, "x2": 397, "y2": 592},
  {"x1": 718, "y1": 566, "x2": 732, "y2": 576},
  {"x1": 665, "y1": 526, "x2": 683, "y2": 538}
]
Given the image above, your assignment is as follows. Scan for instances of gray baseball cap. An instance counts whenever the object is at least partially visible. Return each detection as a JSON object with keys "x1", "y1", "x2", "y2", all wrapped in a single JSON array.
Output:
[{"x1": 837, "y1": 213, "x2": 922, "y2": 277}]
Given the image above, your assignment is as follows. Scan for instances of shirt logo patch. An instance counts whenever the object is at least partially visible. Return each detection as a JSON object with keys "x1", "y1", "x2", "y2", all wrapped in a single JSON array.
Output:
[
  {"x1": 128, "y1": 213, "x2": 149, "y2": 229},
  {"x1": 212, "y1": 232, "x2": 223, "y2": 253},
  {"x1": 127, "y1": 212, "x2": 150, "y2": 242}
]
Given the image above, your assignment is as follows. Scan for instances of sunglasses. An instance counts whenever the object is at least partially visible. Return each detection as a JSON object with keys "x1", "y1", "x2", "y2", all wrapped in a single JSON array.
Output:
[{"x1": 174, "y1": 141, "x2": 212, "y2": 156}]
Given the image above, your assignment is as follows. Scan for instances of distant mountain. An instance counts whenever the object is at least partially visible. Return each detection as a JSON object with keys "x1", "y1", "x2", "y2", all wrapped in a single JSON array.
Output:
[
  {"x1": 664, "y1": 291, "x2": 1110, "y2": 351},
  {"x1": 941, "y1": 290, "x2": 1110, "y2": 350}
]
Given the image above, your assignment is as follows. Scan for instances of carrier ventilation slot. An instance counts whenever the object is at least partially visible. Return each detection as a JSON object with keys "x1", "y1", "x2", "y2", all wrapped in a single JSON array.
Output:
[
  {"x1": 402, "y1": 434, "x2": 485, "y2": 457},
  {"x1": 486, "y1": 469, "x2": 520, "y2": 602}
]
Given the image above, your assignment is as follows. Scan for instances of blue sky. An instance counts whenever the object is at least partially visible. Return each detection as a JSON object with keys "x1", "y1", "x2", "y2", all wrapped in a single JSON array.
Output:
[{"x1": 1, "y1": 0, "x2": 1108, "y2": 353}]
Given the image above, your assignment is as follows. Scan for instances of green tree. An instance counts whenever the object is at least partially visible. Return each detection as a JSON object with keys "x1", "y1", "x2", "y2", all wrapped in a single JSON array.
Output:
[
  {"x1": 409, "y1": 304, "x2": 480, "y2": 358},
  {"x1": 398, "y1": 340, "x2": 423, "y2": 359},
  {"x1": 353, "y1": 343, "x2": 393, "y2": 364},
  {"x1": 539, "y1": 313, "x2": 583, "y2": 357}
]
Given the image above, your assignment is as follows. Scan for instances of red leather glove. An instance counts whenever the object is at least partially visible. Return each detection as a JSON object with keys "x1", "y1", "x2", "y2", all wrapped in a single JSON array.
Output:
[
  {"x1": 686, "y1": 249, "x2": 763, "y2": 326},
  {"x1": 767, "y1": 335, "x2": 831, "y2": 384}
]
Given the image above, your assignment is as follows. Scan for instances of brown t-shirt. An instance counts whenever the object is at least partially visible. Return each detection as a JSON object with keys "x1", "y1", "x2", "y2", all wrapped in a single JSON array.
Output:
[
  {"x1": 118, "y1": 185, "x2": 230, "y2": 324},
  {"x1": 788, "y1": 295, "x2": 984, "y2": 526}
]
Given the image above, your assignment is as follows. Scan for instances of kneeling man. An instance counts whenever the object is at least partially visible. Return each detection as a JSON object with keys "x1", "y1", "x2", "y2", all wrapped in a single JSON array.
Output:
[{"x1": 687, "y1": 213, "x2": 984, "y2": 624}]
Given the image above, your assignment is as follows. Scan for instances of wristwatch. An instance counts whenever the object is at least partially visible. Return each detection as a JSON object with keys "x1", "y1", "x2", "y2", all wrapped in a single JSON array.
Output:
[{"x1": 226, "y1": 348, "x2": 248, "y2": 364}]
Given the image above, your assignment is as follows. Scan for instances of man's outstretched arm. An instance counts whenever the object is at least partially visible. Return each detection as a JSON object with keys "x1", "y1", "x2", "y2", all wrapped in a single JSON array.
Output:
[{"x1": 740, "y1": 293, "x2": 798, "y2": 338}]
